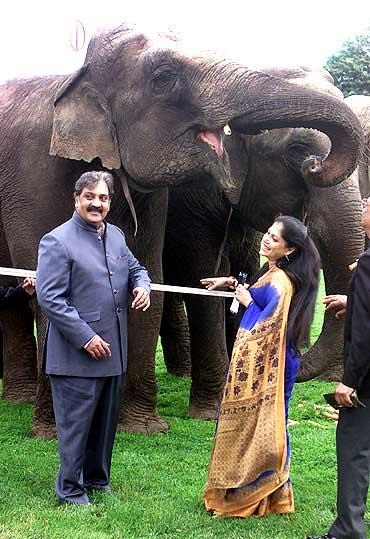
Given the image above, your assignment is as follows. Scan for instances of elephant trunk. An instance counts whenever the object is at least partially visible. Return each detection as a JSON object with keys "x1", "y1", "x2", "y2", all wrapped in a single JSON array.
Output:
[
  {"x1": 201, "y1": 66, "x2": 362, "y2": 189},
  {"x1": 297, "y1": 176, "x2": 364, "y2": 381}
]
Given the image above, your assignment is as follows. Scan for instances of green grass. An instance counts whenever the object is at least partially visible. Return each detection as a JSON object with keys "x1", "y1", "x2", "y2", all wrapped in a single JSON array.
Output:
[{"x1": 0, "y1": 278, "x2": 367, "y2": 538}]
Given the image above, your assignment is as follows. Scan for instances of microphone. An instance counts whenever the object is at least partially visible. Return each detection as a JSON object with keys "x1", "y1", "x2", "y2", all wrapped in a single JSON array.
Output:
[{"x1": 230, "y1": 272, "x2": 248, "y2": 314}]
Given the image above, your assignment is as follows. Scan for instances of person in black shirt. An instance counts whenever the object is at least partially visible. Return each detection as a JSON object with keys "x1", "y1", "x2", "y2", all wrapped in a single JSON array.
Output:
[
  {"x1": 0, "y1": 277, "x2": 36, "y2": 309},
  {"x1": 308, "y1": 198, "x2": 370, "y2": 539}
]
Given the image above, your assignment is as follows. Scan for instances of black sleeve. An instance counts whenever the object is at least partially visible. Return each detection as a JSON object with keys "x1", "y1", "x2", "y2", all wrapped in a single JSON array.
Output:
[
  {"x1": 0, "y1": 285, "x2": 32, "y2": 311},
  {"x1": 342, "y1": 252, "x2": 370, "y2": 389}
]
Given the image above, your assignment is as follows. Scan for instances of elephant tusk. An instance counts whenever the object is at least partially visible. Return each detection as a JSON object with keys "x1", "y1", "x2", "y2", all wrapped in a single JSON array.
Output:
[
  {"x1": 119, "y1": 172, "x2": 138, "y2": 237},
  {"x1": 223, "y1": 124, "x2": 232, "y2": 136}
]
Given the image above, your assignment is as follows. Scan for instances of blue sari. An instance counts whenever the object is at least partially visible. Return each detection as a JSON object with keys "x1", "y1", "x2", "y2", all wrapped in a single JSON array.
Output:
[{"x1": 204, "y1": 267, "x2": 299, "y2": 517}]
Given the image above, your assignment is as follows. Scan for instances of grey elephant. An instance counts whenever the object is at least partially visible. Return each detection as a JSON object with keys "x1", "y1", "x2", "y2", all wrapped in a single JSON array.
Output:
[
  {"x1": 160, "y1": 67, "x2": 364, "y2": 418},
  {"x1": 301, "y1": 94, "x2": 370, "y2": 381},
  {"x1": 0, "y1": 27, "x2": 362, "y2": 437}
]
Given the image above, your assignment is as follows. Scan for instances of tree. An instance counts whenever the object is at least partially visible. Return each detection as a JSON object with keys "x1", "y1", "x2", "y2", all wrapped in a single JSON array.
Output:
[{"x1": 325, "y1": 27, "x2": 370, "y2": 96}]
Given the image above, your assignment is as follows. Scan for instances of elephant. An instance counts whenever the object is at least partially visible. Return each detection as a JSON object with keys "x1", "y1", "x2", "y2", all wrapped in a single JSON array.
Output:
[
  {"x1": 300, "y1": 94, "x2": 370, "y2": 381},
  {"x1": 0, "y1": 27, "x2": 362, "y2": 438},
  {"x1": 160, "y1": 67, "x2": 365, "y2": 419}
]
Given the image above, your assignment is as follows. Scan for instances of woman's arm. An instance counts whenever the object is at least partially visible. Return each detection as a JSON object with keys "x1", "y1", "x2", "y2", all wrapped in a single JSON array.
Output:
[{"x1": 200, "y1": 276, "x2": 238, "y2": 291}]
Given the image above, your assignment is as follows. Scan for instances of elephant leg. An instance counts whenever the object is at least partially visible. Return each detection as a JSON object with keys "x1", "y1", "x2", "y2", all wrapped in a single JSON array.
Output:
[
  {"x1": 0, "y1": 228, "x2": 37, "y2": 402},
  {"x1": 32, "y1": 371, "x2": 56, "y2": 439},
  {"x1": 119, "y1": 290, "x2": 167, "y2": 434},
  {"x1": 0, "y1": 303, "x2": 37, "y2": 403},
  {"x1": 32, "y1": 309, "x2": 56, "y2": 439},
  {"x1": 115, "y1": 189, "x2": 168, "y2": 434},
  {"x1": 186, "y1": 295, "x2": 228, "y2": 420},
  {"x1": 298, "y1": 177, "x2": 365, "y2": 381},
  {"x1": 160, "y1": 292, "x2": 191, "y2": 377},
  {"x1": 0, "y1": 231, "x2": 57, "y2": 437}
]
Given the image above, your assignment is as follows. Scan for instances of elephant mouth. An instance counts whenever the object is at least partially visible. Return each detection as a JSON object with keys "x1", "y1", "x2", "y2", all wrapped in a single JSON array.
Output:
[{"x1": 197, "y1": 129, "x2": 224, "y2": 157}]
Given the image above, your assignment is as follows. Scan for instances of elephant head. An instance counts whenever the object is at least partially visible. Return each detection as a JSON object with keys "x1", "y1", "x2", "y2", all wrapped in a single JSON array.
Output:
[{"x1": 49, "y1": 25, "x2": 362, "y2": 195}]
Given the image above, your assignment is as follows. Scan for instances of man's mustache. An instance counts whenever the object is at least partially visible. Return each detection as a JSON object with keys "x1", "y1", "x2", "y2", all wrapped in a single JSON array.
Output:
[{"x1": 87, "y1": 206, "x2": 103, "y2": 213}]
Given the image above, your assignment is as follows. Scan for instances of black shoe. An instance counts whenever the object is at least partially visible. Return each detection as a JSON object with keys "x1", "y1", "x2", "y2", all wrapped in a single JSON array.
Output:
[{"x1": 306, "y1": 534, "x2": 336, "y2": 539}]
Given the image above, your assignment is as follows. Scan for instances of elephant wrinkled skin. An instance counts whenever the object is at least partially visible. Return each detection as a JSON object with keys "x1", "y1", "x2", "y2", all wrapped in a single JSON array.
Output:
[
  {"x1": 0, "y1": 29, "x2": 362, "y2": 437},
  {"x1": 345, "y1": 95, "x2": 370, "y2": 199}
]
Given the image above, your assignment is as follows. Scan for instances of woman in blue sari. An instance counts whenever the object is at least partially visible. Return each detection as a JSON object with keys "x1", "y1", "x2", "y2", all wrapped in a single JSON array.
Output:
[{"x1": 202, "y1": 216, "x2": 320, "y2": 517}]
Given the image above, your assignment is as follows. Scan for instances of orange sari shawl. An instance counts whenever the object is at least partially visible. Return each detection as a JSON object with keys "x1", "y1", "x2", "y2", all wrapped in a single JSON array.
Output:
[{"x1": 204, "y1": 267, "x2": 294, "y2": 517}]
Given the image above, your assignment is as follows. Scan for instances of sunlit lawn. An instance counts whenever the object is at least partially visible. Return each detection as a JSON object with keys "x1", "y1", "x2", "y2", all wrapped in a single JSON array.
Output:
[{"x1": 0, "y1": 277, "x2": 368, "y2": 538}]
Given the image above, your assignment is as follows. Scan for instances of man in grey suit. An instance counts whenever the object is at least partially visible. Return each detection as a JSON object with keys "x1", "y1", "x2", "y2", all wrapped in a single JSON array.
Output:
[{"x1": 37, "y1": 171, "x2": 150, "y2": 506}]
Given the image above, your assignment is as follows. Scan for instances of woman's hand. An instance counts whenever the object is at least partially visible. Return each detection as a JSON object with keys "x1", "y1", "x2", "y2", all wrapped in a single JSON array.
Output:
[
  {"x1": 200, "y1": 276, "x2": 238, "y2": 291},
  {"x1": 235, "y1": 284, "x2": 252, "y2": 307}
]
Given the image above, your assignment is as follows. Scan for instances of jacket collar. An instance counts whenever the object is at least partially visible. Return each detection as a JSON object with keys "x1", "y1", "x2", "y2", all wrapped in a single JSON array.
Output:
[{"x1": 72, "y1": 211, "x2": 107, "y2": 234}]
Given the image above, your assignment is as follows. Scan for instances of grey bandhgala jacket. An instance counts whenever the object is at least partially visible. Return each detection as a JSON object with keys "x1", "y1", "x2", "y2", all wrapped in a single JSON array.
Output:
[{"x1": 36, "y1": 211, "x2": 150, "y2": 377}]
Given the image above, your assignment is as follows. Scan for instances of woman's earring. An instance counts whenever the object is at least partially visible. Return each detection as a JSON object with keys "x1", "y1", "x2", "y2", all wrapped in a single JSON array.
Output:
[{"x1": 285, "y1": 254, "x2": 290, "y2": 262}]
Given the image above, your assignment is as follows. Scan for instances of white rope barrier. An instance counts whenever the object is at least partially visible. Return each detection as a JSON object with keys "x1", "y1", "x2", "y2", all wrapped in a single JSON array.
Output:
[
  {"x1": 0, "y1": 267, "x2": 235, "y2": 298},
  {"x1": 150, "y1": 283, "x2": 235, "y2": 298}
]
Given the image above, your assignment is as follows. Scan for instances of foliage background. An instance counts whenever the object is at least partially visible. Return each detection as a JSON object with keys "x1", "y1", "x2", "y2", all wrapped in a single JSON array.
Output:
[{"x1": 325, "y1": 26, "x2": 370, "y2": 96}]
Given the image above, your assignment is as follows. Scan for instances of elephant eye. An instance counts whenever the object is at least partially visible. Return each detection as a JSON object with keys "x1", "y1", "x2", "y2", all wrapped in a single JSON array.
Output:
[{"x1": 152, "y1": 69, "x2": 178, "y2": 94}]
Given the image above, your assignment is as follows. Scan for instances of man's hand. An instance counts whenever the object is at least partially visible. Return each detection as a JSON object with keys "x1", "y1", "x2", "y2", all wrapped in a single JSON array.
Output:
[
  {"x1": 334, "y1": 382, "x2": 355, "y2": 407},
  {"x1": 323, "y1": 294, "x2": 347, "y2": 319},
  {"x1": 85, "y1": 335, "x2": 111, "y2": 360},
  {"x1": 132, "y1": 287, "x2": 150, "y2": 311},
  {"x1": 235, "y1": 284, "x2": 252, "y2": 307},
  {"x1": 22, "y1": 276, "x2": 36, "y2": 296},
  {"x1": 200, "y1": 276, "x2": 238, "y2": 290}
]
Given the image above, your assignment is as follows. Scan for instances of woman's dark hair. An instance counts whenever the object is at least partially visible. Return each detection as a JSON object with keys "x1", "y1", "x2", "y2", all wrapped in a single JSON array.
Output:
[{"x1": 252, "y1": 215, "x2": 320, "y2": 350}]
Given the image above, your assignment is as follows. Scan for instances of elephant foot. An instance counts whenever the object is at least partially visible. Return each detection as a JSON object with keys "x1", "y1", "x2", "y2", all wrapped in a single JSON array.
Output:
[
  {"x1": 30, "y1": 421, "x2": 57, "y2": 440},
  {"x1": 166, "y1": 367, "x2": 191, "y2": 378},
  {"x1": 163, "y1": 357, "x2": 191, "y2": 378},
  {"x1": 117, "y1": 412, "x2": 168, "y2": 435},
  {"x1": 2, "y1": 380, "x2": 37, "y2": 404},
  {"x1": 2, "y1": 392, "x2": 36, "y2": 404},
  {"x1": 188, "y1": 402, "x2": 219, "y2": 420}
]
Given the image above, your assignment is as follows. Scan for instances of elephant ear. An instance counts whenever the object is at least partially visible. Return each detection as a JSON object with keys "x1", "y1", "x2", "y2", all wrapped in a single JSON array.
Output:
[{"x1": 49, "y1": 64, "x2": 121, "y2": 170}]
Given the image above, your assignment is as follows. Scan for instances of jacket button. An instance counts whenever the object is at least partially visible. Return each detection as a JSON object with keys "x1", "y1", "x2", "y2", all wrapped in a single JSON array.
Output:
[
  {"x1": 98, "y1": 236, "x2": 102, "y2": 241},
  {"x1": 114, "y1": 289, "x2": 118, "y2": 294},
  {"x1": 110, "y1": 271, "x2": 114, "y2": 276},
  {"x1": 116, "y1": 307, "x2": 122, "y2": 313}
]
